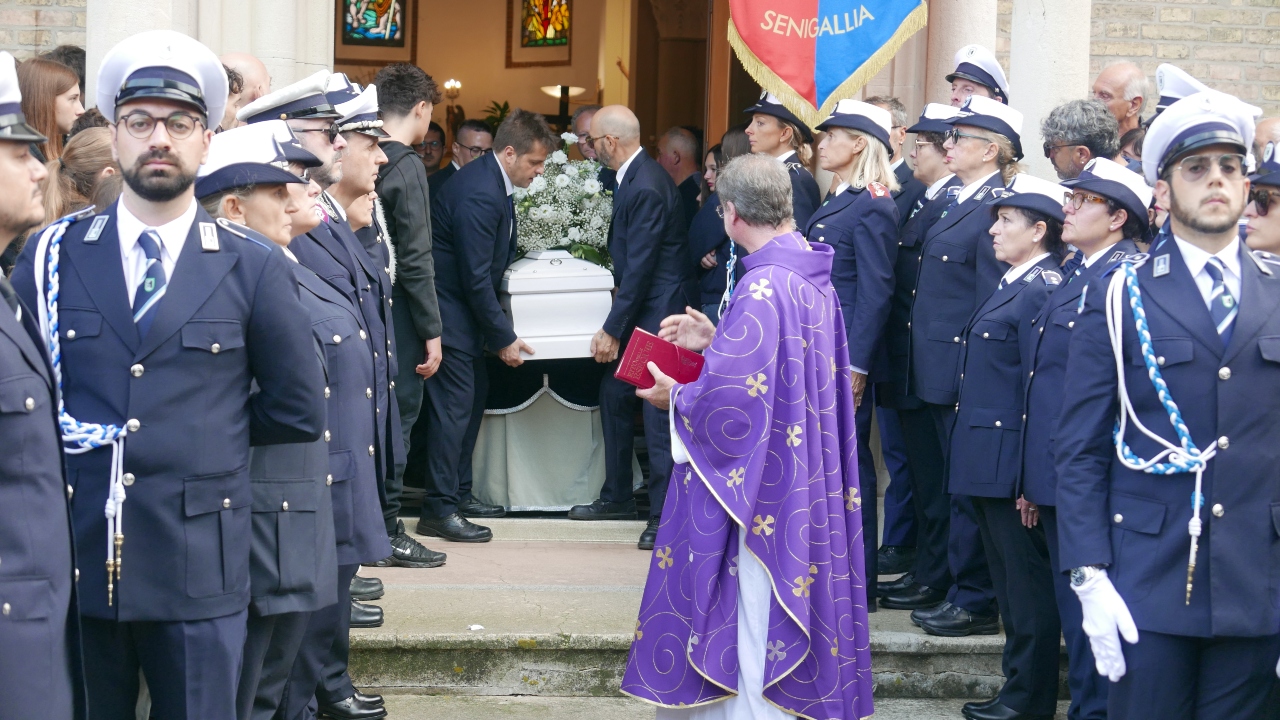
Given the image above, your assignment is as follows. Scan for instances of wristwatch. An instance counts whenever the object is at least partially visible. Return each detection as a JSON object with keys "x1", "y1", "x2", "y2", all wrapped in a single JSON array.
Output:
[{"x1": 1070, "y1": 564, "x2": 1107, "y2": 587}]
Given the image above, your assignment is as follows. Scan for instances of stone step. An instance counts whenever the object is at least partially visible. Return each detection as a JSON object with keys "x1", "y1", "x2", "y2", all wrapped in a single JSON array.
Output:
[{"x1": 348, "y1": 518, "x2": 1065, "y2": 700}]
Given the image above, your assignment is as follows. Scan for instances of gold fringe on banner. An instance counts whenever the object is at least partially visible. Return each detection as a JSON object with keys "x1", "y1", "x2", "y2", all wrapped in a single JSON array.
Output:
[{"x1": 727, "y1": 2, "x2": 929, "y2": 130}]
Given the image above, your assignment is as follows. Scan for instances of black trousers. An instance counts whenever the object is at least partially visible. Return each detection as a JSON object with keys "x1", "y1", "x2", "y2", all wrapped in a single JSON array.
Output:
[
  {"x1": 598, "y1": 366, "x2": 673, "y2": 519},
  {"x1": 928, "y1": 402, "x2": 997, "y2": 615},
  {"x1": 389, "y1": 294, "x2": 423, "y2": 532},
  {"x1": 236, "y1": 608, "x2": 309, "y2": 720},
  {"x1": 1109, "y1": 630, "x2": 1280, "y2": 720},
  {"x1": 1041, "y1": 505, "x2": 1108, "y2": 720},
  {"x1": 415, "y1": 347, "x2": 488, "y2": 519},
  {"x1": 280, "y1": 564, "x2": 358, "y2": 719},
  {"x1": 854, "y1": 392, "x2": 879, "y2": 600},
  {"x1": 897, "y1": 405, "x2": 951, "y2": 591},
  {"x1": 972, "y1": 496, "x2": 1061, "y2": 716}
]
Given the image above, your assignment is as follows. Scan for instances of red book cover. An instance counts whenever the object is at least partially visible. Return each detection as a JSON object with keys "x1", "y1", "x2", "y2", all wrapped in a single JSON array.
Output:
[{"x1": 613, "y1": 327, "x2": 705, "y2": 390}]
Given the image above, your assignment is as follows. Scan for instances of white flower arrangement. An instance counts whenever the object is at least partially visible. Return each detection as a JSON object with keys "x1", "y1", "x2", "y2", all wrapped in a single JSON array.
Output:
[{"x1": 513, "y1": 139, "x2": 613, "y2": 267}]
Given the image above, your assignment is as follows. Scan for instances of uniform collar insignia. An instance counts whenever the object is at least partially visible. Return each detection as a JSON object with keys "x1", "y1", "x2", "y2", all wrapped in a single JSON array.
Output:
[
  {"x1": 85, "y1": 215, "x2": 109, "y2": 243},
  {"x1": 1153, "y1": 254, "x2": 1170, "y2": 277},
  {"x1": 199, "y1": 221, "x2": 220, "y2": 252}
]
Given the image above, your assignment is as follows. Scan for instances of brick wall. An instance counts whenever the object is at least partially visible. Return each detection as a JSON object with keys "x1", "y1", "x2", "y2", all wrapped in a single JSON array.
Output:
[{"x1": 0, "y1": 0, "x2": 85, "y2": 59}]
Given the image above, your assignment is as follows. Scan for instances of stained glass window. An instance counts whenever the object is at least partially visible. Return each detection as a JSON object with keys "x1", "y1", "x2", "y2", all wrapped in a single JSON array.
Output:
[
  {"x1": 344, "y1": 0, "x2": 405, "y2": 47},
  {"x1": 521, "y1": 0, "x2": 570, "y2": 48}
]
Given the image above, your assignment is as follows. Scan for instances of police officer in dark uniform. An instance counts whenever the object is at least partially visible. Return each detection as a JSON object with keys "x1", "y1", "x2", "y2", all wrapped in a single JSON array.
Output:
[
  {"x1": 879, "y1": 104, "x2": 964, "y2": 612},
  {"x1": 946, "y1": 44, "x2": 1010, "y2": 107},
  {"x1": 1019, "y1": 158, "x2": 1149, "y2": 720},
  {"x1": 1057, "y1": 90, "x2": 1280, "y2": 719},
  {"x1": 950, "y1": 175, "x2": 1068, "y2": 720},
  {"x1": 193, "y1": 121, "x2": 340, "y2": 720},
  {"x1": 12, "y1": 30, "x2": 325, "y2": 719},
  {"x1": 0, "y1": 49, "x2": 85, "y2": 720},
  {"x1": 743, "y1": 91, "x2": 821, "y2": 229},
  {"x1": 907, "y1": 94, "x2": 1023, "y2": 636},
  {"x1": 806, "y1": 99, "x2": 899, "y2": 602}
]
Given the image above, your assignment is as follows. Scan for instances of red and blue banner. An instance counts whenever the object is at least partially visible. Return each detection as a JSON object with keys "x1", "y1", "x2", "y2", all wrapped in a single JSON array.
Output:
[{"x1": 729, "y1": 0, "x2": 928, "y2": 127}]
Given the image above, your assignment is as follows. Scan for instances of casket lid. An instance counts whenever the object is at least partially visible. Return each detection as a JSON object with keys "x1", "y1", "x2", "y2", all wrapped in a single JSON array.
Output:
[{"x1": 502, "y1": 250, "x2": 615, "y2": 294}]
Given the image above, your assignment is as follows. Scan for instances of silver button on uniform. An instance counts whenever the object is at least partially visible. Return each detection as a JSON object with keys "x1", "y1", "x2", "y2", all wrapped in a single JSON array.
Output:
[
  {"x1": 359, "y1": 330, "x2": 367, "y2": 340},
  {"x1": 982, "y1": 332, "x2": 989, "y2": 339},
  {"x1": 1157, "y1": 356, "x2": 1166, "y2": 366},
  {"x1": 131, "y1": 364, "x2": 144, "y2": 377},
  {"x1": 1219, "y1": 367, "x2": 1231, "y2": 380},
  {"x1": 324, "y1": 387, "x2": 331, "y2": 398},
  {"x1": 995, "y1": 420, "x2": 1002, "y2": 427},
  {"x1": 326, "y1": 474, "x2": 333, "y2": 486},
  {"x1": 66, "y1": 484, "x2": 73, "y2": 499},
  {"x1": 126, "y1": 418, "x2": 140, "y2": 432},
  {"x1": 366, "y1": 388, "x2": 373, "y2": 398},
  {"x1": 333, "y1": 335, "x2": 342, "y2": 344},
  {"x1": 222, "y1": 498, "x2": 231, "y2": 508},
  {"x1": 122, "y1": 473, "x2": 135, "y2": 486},
  {"x1": 1211, "y1": 503, "x2": 1224, "y2": 517},
  {"x1": 66, "y1": 329, "x2": 75, "y2": 339},
  {"x1": 368, "y1": 445, "x2": 375, "y2": 456},
  {"x1": 1113, "y1": 514, "x2": 1123, "y2": 524},
  {"x1": 2, "y1": 603, "x2": 9, "y2": 616},
  {"x1": 1217, "y1": 436, "x2": 1229, "y2": 449},
  {"x1": 23, "y1": 397, "x2": 34, "y2": 411},
  {"x1": 1068, "y1": 321, "x2": 1075, "y2": 328},
  {"x1": 324, "y1": 430, "x2": 331, "y2": 442},
  {"x1": 282, "y1": 501, "x2": 289, "y2": 511},
  {"x1": 211, "y1": 343, "x2": 221, "y2": 354}
]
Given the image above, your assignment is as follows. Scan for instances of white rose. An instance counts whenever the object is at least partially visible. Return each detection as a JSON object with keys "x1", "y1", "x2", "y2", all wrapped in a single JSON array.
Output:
[
  {"x1": 567, "y1": 227, "x2": 583, "y2": 241},
  {"x1": 528, "y1": 176, "x2": 548, "y2": 193},
  {"x1": 536, "y1": 204, "x2": 554, "y2": 219},
  {"x1": 561, "y1": 132, "x2": 579, "y2": 144},
  {"x1": 582, "y1": 178, "x2": 602, "y2": 195},
  {"x1": 589, "y1": 215, "x2": 603, "y2": 229},
  {"x1": 549, "y1": 150, "x2": 568, "y2": 165},
  {"x1": 554, "y1": 174, "x2": 572, "y2": 188}
]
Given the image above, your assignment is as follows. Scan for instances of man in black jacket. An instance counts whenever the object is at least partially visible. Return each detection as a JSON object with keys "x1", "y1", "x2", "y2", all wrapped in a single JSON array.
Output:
[
  {"x1": 569, "y1": 105, "x2": 692, "y2": 550},
  {"x1": 427, "y1": 118, "x2": 493, "y2": 197},
  {"x1": 371, "y1": 64, "x2": 452, "y2": 551},
  {"x1": 415, "y1": 109, "x2": 553, "y2": 542}
]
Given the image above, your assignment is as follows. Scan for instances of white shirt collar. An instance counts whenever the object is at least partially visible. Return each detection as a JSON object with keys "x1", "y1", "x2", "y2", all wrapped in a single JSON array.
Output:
[
  {"x1": 492, "y1": 153, "x2": 514, "y2": 196},
  {"x1": 1173, "y1": 234, "x2": 1242, "y2": 306},
  {"x1": 615, "y1": 146, "x2": 646, "y2": 186},
  {"x1": 835, "y1": 181, "x2": 850, "y2": 196},
  {"x1": 1083, "y1": 241, "x2": 1121, "y2": 268},
  {"x1": 891, "y1": 157, "x2": 905, "y2": 171},
  {"x1": 926, "y1": 173, "x2": 956, "y2": 200},
  {"x1": 116, "y1": 197, "x2": 197, "y2": 265},
  {"x1": 775, "y1": 149, "x2": 797, "y2": 163},
  {"x1": 282, "y1": 246, "x2": 299, "y2": 263},
  {"x1": 451, "y1": 159, "x2": 461, "y2": 171},
  {"x1": 957, "y1": 170, "x2": 1000, "y2": 204},
  {"x1": 1002, "y1": 252, "x2": 1050, "y2": 286}
]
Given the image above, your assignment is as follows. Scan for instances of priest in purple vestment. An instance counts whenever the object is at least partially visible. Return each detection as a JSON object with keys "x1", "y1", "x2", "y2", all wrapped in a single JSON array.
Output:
[{"x1": 622, "y1": 153, "x2": 874, "y2": 720}]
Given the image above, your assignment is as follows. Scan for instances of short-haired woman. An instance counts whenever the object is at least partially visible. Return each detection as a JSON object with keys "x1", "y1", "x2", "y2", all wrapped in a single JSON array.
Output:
[
  {"x1": 743, "y1": 92, "x2": 821, "y2": 228},
  {"x1": 17, "y1": 57, "x2": 83, "y2": 162}
]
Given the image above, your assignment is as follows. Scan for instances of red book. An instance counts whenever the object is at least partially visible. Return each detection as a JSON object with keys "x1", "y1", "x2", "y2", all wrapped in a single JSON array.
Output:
[{"x1": 614, "y1": 327, "x2": 706, "y2": 390}]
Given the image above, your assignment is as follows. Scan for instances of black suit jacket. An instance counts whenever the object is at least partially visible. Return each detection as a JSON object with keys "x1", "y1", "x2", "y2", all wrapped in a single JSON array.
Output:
[
  {"x1": 431, "y1": 153, "x2": 519, "y2": 357},
  {"x1": 892, "y1": 161, "x2": 928, "y2": 231},
  {"x1": 677, "y1": 173, "x2": 701, "y2": 229},
  {"x1": 603, "y1": 152, "x2": 691, "y2": 340},
  {"x1": 376, "y1": 141, "x2": 442, "y2": 340},
  {"x1": 427, "y1": 161, "x2": 458, "y2": 198}
]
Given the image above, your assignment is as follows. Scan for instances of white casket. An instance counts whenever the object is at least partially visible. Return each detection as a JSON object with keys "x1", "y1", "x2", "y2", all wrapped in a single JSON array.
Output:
[{"x1": 500, "y1": 249, "x2": 615, "y2": 359}]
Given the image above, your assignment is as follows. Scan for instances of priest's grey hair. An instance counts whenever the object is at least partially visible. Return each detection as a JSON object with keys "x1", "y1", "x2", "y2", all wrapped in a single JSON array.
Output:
[{"x1": 716, "y1": 153, "x2": 793, "y2": 228}]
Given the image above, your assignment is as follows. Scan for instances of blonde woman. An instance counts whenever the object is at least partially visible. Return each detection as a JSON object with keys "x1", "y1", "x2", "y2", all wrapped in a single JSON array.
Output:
[
  {"x1": 743, "y1": 91, "x2": 821, "y2": 227},
  {"x1": 806, "y1": 99, "x2": 901, "y2": 599}
]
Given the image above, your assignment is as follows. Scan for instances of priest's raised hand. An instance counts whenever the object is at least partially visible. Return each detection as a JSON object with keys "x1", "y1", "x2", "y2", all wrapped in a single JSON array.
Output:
[{"x1": 657, "y1": 305, "x2": 715, "y2": 353}]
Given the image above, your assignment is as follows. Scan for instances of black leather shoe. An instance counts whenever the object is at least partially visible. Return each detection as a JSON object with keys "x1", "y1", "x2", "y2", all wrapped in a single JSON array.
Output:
[
  {"x1": 877, "y1": 545, "x2": 917, "y2": 576},
  {"x1": 353, "y1": 690, "x2": 383, "y2": 707},
  {"x1": 417, "y1": 512, "x2": 493, "y2": 542},
  {"x1": 568, "y1": 499, "x2": 637, "y2": 520},
  {"x1": 459, "y1": 496, "x2": 507, "y2": 519},
  {"x1": 637, "y1": 517, "x2": 660, "y2": 550},
  {"x1": 386, "y1": 520, "x2": 447, "y2": 567},
  {"x1": 877, "y1": 572, "x2": 916, "y2": 597},
  {"x1": 318, "y1": 694, "x2": 388, "y2": 719},
  {"x1": 962, "y1": 697, "x2": 1001, "y2": 715},
  {"x1": 962, "y1": 699, "x2": 1053, "y2": 720},
  {"x1": 911, "y1": 601, "x2": 952, "y2": 627},
  {"x1": 880, "y1": 582, "x2": 947, "y2": 610},
  {"x1": 349, "y1": 600, "x2": 383, "y2": 629},
  {"x1": 919, "y1": 603, "x2": 1000, "y2": 637},
  {"x1": 350, "y1": 575, "x2": 384, "y2": 602}
]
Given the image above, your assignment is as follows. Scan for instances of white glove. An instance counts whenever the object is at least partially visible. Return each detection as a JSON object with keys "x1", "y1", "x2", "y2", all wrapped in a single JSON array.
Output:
[{"x1": 1071, "y1": 569, "x2": 1139, "y2": 682}]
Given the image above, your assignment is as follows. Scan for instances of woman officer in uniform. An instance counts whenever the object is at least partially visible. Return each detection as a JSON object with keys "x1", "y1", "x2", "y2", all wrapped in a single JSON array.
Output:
[
  {"x1": 743, "y1": 91, "x2": 821, "y2": 229},
  {"x1": 806, "y1": 98, "x2": 900, "y2": 601},
  {"x1": 949, "y1": 175, "x2": 1069, "y2": 720}
]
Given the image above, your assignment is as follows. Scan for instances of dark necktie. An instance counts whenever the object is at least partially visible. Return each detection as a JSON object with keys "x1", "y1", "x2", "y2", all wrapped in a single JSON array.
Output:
[
  {"x1": 0, "y1": 276, "x2": 19, "y2": 321},
  {"x1": 132, "y1": 229, "x2": 168, "y2": 338},
  {"x1": 1204, "y1": 257, "x2": 1237, "y2": 347}
]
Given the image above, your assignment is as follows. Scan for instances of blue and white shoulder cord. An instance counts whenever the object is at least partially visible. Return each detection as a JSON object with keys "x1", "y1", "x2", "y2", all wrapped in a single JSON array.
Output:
[
  {"x1": 1104, "y1": 255, "x2": 1212, "y2": 604},
  {"x1": 717, "y1": 241, "x2": 737, "y2": 319},
  {"x1": 31, "y1": 208, "x2": 129, "y2": 606}
]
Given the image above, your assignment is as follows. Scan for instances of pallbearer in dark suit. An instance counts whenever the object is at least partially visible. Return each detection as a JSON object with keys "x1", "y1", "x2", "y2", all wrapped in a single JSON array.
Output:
[
  {"x1": 744, "y1": 91, "x2": 821, "y2": 230},
  {"x1": 192, "y1": 121, "x2": 341, "y2": 720},
  {"x1": 879, "y1": 104, "x2": 964, "y2": 612},
  {"x1": 1019, "y1": 158, "x2": 1148, "y2": 720},
  {"x1": 0, "y1": 51, "x2": 84, "y2": 720},
  {"x1": 1057, "y1": 91, "x2": 1280, "y2": 720},
  {"x1": 13, "y1": 31, "x2": 326, "y2": 720},
  {"x1": 949, "y1": 176, "x2": 1068, "y2": 720},
  {"x1": 807, "y1": 99, "x2": 900, "y2": 601},
  {"x1": 909, "y1": 94, "x2": 1025, "y2": 637},
  {"x1": 417, "y1": 109, "x2": 557, "y2": 543},
  {"x1": 570, "y1": 105, "x2": 692, "y2": 550}
]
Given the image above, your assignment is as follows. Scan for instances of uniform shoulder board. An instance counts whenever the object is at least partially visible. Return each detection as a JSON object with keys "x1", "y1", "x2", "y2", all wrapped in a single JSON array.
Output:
[
  {"x1": 868, "y1": 181, "x2": 889, "y2": 199},
  {"x1": 64, "y1": 205, "x2": 98, "y2": 224},
  {"x1": 1041, "y1": 270, "x2": 1062, "y2": 285},
  {"x1": 213, "y1": 217, "x2": 272, "y2": 250},
  {"x1": 1249, "y1": 248, "x2": 1279, "y2": 275},
  {"x1": 785, "y1": 161, "x2": 804, "y2": 173}
]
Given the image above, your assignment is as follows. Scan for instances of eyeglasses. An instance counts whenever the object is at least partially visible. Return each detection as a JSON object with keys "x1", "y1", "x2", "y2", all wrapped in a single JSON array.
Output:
[
  {"x1": 118, "y1": 111, "x2": 205, "y2": 140},
  {"x1": 457, "y1": 143, "x2": 492, "y2": 157},
  {"x1": 290, "y1": 166, "x2": 311, "y2": 183},
  {"x1": 943, "y1": 129, "x2": 990, "y2": 145},
  {"x1": 1066, "y1": 191, "x2": 1110, "y2": 210},
  {"x1": 1172, "y1": 153, "x2": 1246, "y2": 183},
  {"x1": 1249, "y1": 186, "x2": 1280, "y2": 216},
  {"x1": 1043, "y1": 143, "x2": 1080, "y2": 159},
  {"x1": 294, "y1": 124, "x2": 341, "y2": 144},
  {"x1": 417, "y1": 140, "x2": 443, "y2": 150},
  {"x1": 586, "y1": 134, "x2": 614, "y2": 145}
]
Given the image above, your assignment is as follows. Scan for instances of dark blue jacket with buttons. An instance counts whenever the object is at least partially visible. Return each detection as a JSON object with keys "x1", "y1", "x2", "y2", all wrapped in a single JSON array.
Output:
[
  {"x1": 785, "y1": 157, "x2": 822, "y2": 231},
  {"x1": 891, "y1": 161, "x2": 928, "y2": 231},
  {"x1": 949, "y1": 255, "x2": 1060, "y2": 498},
  {"x1": 0, "y1": 279, "x2": 84, "y2": 719},
  {"x1": 1018, "y1": 241, "x2": 1138, "y2": 506},
  {"x1": 909, "y1": 174, "x2": 1010, "y2": 406},
  {"x1": 688, "y1": 192, "x2": 732, "y2": 309},
  {"x1": 11, "y1": 205, "x2": 325, "y2": 621},
  {"x1": 1055, "y1": 241, "x2": 1280, "y2": 638},
  {"x1": 804, "y1": 184, "x2": 898, "y2": 375}
]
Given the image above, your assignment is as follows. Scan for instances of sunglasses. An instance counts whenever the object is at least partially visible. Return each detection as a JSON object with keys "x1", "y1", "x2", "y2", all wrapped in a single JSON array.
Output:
[
  {"x1": 943, "y1": 129, "x2": 990, "y2": 145},
  {"x1": 1066, "y1": 191, "x2": 1110, "y2": 210},
  {"x1": 1043, "y1": 143, "x2": 1080, "y2": 159},
  {"x1": 1171, "y1": 153, "x2": 1246, "y2": 183},
  {"x1": 1249, "y1": 186, "x2": 1280, "y2": 216},
  {"x1": 294, "y1": 124, "x2": 341, "y2": 144}
]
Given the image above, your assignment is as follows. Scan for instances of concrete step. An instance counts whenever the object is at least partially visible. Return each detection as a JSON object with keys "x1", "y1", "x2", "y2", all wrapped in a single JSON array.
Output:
[{"x1": 349, "y1": 518, "x2": 1064, "y2": 700}]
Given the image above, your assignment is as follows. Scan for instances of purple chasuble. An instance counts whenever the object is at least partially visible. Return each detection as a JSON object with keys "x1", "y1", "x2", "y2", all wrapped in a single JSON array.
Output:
[{"x1": 621, "y1": 232, "x2": 873, "y2": 719}]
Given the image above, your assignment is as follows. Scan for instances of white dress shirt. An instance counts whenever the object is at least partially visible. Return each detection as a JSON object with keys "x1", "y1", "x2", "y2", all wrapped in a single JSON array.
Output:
[
  {"x1": 957, "y1": 170, "x2": 1001, "y2": 205},
  {"x1": 615, "y1": 146, "x2": 646, "y2": 187},
  {"x1": 493, "y1": 152, "x2": 514, "y2": 196},
  {"x1": 116, "y1": 199, "x2": 197, "y2": 308},
  {"x1": 925, "y1": 173, "x2": 957, "y2": 201},
  {"x1": 1083, "y1": 242, "x2": 1121, "y2": 268},
  {"x1": 1173, "y1": 235, "x2": 1242, "y2": 309},
  {"x1": 1001, "y1": 252, "x2": 1051, "y2": 288}
]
